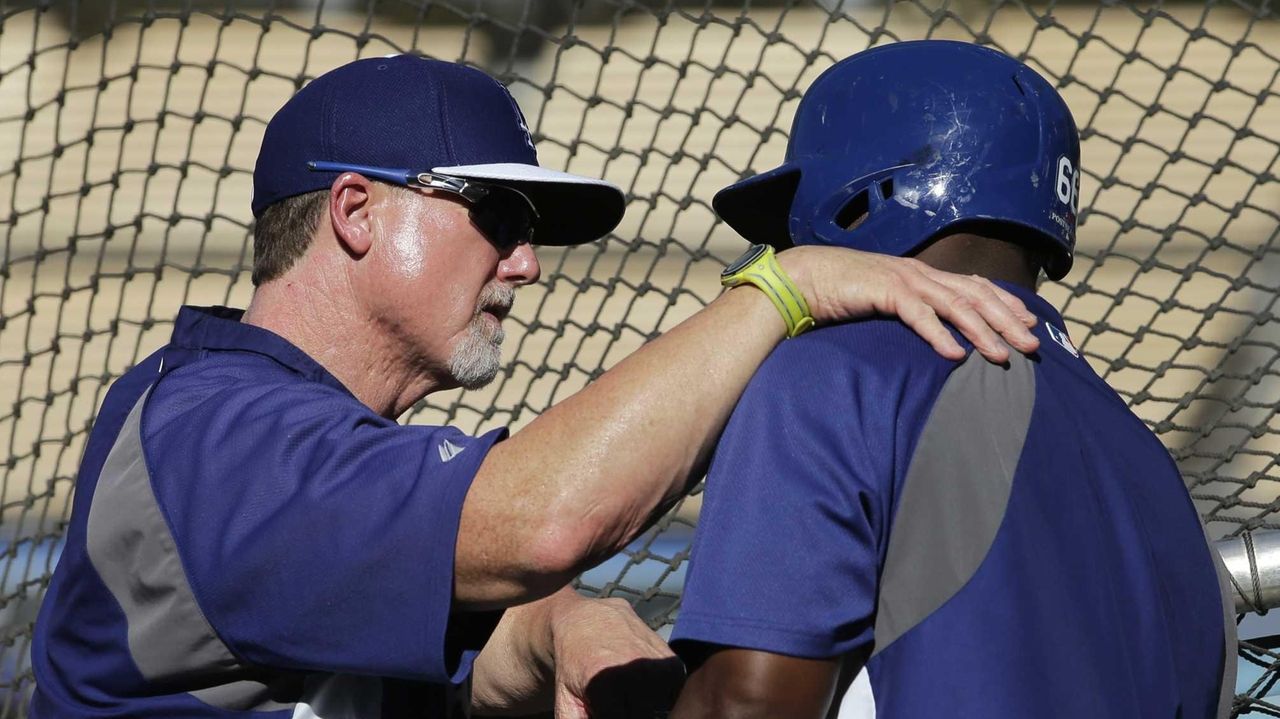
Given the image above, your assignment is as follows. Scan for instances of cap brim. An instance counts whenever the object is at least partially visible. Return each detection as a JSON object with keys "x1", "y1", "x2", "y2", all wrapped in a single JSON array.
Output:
[
  {"x1": 435, "y1": 163, "x2": 625, "y2": 246},
  {"x1": 713, "y1": 163, "x2": 802, "y2": 249}
]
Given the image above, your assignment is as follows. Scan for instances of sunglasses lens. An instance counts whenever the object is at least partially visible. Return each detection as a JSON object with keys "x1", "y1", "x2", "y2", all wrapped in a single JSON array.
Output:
[{"x1": 471, "y1": 186, "x2": 536, "y2": 248}]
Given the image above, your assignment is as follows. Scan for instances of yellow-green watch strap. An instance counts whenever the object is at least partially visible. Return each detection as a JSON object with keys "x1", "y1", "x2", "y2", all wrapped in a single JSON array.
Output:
[{"x1": 720, "y1": 244, "x2": 815, "y2": 338}]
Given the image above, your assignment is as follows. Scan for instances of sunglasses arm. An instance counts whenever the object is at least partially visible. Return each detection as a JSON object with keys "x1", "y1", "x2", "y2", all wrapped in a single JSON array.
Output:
[{"x1": 307, "y1": 161, "x2": 416, "y2": 187}]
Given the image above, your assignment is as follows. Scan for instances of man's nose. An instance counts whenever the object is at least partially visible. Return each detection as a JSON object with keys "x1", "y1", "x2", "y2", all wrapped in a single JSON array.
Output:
[{"x1": 498, "y1": 242, "x2": 541, "y2": 286}]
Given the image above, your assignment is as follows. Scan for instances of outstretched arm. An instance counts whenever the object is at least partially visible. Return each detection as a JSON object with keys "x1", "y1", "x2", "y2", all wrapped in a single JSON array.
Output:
[{"x1": 457, "y1": 248, "x2": 1040, "y2": 608}]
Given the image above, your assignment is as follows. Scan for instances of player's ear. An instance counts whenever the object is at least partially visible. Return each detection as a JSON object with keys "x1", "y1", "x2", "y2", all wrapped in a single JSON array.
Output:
[{"x1": 328, "y1": 172, "x2": 374, "y2": 257}]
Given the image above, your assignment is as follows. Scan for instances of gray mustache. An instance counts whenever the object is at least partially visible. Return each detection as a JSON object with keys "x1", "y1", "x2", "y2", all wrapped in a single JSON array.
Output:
[{"x1": 477, "y1": 284, "x2": 515, "y2": 318}]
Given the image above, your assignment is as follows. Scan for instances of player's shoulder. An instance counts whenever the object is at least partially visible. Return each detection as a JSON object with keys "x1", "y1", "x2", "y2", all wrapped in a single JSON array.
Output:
[
  {"x1": 757, "y1": 317, "x2": 962, "y2": 389},
  {"x1": 735, "y1": 318, "x2": 968, "y2": 441}
]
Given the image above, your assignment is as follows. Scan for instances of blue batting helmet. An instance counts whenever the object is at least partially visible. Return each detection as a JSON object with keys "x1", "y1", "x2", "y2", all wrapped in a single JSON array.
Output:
[{"x1": 713, "y1": 40, "x2": 1081, "y2": 280}]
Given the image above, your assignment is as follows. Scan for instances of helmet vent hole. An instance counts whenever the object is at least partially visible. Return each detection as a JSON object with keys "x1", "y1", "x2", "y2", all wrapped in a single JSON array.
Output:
[
  {"x1": 879, "y1": 178, "x2": 895, "y2": 199},
  {"x1": 1011, "y1": 74, "x2": 1026, "y2": 96},
  {"x1": 835, "y1": 189, "x2": 870, "y2": 231}
]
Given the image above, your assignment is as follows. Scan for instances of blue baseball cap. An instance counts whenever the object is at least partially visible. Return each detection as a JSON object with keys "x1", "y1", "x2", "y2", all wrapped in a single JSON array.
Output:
[{"x1": 252, "y1": 55, "x2": 625, "y2": 246}]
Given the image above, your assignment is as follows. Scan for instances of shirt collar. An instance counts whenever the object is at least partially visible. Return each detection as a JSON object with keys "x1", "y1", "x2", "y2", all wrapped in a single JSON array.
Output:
[{"x1": 168, "y1": 306, "x2": 355, "y2": 396}]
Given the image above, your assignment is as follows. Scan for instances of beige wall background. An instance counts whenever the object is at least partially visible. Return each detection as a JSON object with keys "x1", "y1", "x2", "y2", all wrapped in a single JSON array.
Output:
[{"x1": 0, "y1": 2, "x2": 1277, "y2": 699}]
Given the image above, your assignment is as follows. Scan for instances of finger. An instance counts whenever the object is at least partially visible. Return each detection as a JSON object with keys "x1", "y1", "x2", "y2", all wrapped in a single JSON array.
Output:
[
  {"x1": 929, "y1": 273, "x2": 1039, "y2": 354},
  {"x1": 914, "y1": 283, "x2": 1010, "y2": 363},
  {"x1": 930, "y1": 270, "x2": 1038, "y2": 327},
  {"x1": 966, "y1": 276, "x2": 1040, "y2": 350},
  {"x1": 984, "y1": 279, "x2": 1039, "y2": 327},
  {"x1": 895, "y1": 297, "x2": 967, "y2": 360},
  {"x1": 943, "y1": 298, "x2": 1011, "y2": 364},
  {"x1": 882, "y1": 266, "x2": 1001, "y2": 360}
]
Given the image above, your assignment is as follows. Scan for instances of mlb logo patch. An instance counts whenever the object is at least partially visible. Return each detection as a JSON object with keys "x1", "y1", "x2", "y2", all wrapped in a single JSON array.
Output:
[{"x1": 1045, "y1": 321, "x2": 1079, "y2": 358}]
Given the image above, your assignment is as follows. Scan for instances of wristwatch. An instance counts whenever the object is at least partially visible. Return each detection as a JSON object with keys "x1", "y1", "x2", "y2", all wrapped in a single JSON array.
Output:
[{"x1": 720, "y1": 243, "x2": 815, "y2": 338}]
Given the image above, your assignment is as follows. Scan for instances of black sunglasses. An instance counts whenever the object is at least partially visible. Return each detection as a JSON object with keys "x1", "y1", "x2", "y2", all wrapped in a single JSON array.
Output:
[{"x1": 307, "y1": 161, "x2": 539, "y2": 249}]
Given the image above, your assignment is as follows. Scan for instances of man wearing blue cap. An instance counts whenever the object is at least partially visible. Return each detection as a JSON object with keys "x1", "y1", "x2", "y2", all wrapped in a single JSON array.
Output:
[
  {"x1": 30, "y1": 54, "x2": 1045, "y2": 718},
  {"x1": 669, "y1": 41, "x2": 1235, "y2": 719}
]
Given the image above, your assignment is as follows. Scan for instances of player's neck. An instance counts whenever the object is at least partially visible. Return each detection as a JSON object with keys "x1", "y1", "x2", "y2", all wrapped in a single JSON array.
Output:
[{"x1": 912, "y1": 233, "x2": 1039, "y2": 291}]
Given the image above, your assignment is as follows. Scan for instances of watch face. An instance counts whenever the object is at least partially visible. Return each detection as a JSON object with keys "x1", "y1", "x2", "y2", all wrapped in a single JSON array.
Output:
[{"x1": 722, "y1": 243, "x2": 769, "y2": 278}]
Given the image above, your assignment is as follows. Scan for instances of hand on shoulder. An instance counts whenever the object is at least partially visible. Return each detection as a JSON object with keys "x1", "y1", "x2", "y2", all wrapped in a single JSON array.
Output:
[{"x1": 777, "y1": 246, "x2": 1040, "y2": 363}]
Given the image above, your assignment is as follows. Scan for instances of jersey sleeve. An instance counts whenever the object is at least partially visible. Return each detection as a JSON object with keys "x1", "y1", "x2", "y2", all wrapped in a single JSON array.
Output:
[
  {"x1": 671, "y1": 323, "x2": 943, "y2": 659},
  {"x1": 141, "y1": 368, "x2": 505, "y2": 683}
]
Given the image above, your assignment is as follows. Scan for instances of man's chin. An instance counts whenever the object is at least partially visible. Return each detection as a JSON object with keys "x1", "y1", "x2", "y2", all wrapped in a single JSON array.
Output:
[
  {"x1": 446, "y1": 335, "x2": 504, "y2": 390},
  {"x1": 455, "y1": 369, "x2": 499, "y2": 391}
]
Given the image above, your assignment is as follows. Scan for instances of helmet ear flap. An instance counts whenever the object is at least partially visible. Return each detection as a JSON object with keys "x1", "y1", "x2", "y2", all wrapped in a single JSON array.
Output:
[{"x1": 713, "y1": 164, "x2": 803, "y2": 249}]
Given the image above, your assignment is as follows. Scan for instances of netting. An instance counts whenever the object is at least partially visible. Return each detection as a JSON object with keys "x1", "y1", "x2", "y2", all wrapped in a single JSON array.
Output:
[{"x1": 0, "y1": 0, "x2": 1277, "y2": 714}]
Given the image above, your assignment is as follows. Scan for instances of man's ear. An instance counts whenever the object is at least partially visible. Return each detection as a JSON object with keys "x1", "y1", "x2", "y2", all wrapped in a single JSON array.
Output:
[{"x1": 329, "y1": 172, "x2": 375, "y2": 257}]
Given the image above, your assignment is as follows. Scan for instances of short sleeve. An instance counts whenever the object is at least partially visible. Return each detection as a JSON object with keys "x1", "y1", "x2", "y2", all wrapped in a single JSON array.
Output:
[
  {"x1": 141, "y1": 365, "x2": 505, "y2": 683},
  {"x1": 672, "y1": 323, "x2": 938, "y2": 659}
]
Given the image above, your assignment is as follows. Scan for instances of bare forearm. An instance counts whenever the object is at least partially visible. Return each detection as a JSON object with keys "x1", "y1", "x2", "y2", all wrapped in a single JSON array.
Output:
[
  {"x1": 528, "y1": 286, "x2": 783, "y2": 499},
  {"x1": 459, "y1": 287, "x2": 784, "y2": 605},
  {"x1": 500, "y1": 288, "x2": 775, "y2": 518},
  {"x1": 510, "y1": 286, "x2": 781, "y2": 499}
]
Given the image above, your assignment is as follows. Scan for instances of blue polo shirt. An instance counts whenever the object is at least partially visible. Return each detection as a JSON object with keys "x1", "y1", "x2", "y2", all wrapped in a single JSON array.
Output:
[
  {"x1": 31, "y1": 306, "x2": 505, "y2": 718},
  {"x1": 672, "y1": 283, "x2": 1236, "y2": 718}
]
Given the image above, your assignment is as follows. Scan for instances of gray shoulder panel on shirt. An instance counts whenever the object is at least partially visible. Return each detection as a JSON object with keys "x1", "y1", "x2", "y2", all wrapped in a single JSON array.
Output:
[
  {"x1": 85, "y1": 389, "x2": 295, "y2": 712},
  {"x1": 872, "y1": 350, "x2": 1036, "y2": 657}
]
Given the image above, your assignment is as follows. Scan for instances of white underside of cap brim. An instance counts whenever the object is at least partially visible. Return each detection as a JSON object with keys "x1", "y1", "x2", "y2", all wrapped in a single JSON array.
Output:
[{"x1": 433, "y1": 162, "x2": 620, "y2": 190}]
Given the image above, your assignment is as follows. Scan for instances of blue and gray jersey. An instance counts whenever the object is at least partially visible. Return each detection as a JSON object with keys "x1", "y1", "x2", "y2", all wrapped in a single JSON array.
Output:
[
  {"x1": 31, "y1": 306, "x2": 504, "y2": 718},
  {"x1": 672, "y1": 282, "x2": 1235, "y2": 718}
]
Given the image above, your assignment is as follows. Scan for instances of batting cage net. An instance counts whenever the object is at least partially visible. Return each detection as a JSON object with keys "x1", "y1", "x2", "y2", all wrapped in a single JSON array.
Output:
[{"x1": 0, "y1": 0, "x2": 1277, "y2": 714}]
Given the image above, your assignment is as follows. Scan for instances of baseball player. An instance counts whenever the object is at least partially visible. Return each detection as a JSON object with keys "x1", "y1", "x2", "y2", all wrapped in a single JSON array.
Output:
[
  {"x1": 29, "y1": 54, "x2": 1042, "y2": 718},
  {"x1": 669, "y1": 41, "x2": 1236, "y2": 719}
]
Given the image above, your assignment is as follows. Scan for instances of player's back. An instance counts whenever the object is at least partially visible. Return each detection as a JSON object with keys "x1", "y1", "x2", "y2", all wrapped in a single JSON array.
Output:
[
  {"x1": 672, "y1": 282, "x2": 1233, "y2": 718},
  {"x1": 856, "y1": 285, "x2": 1234, "y2": 717}
]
